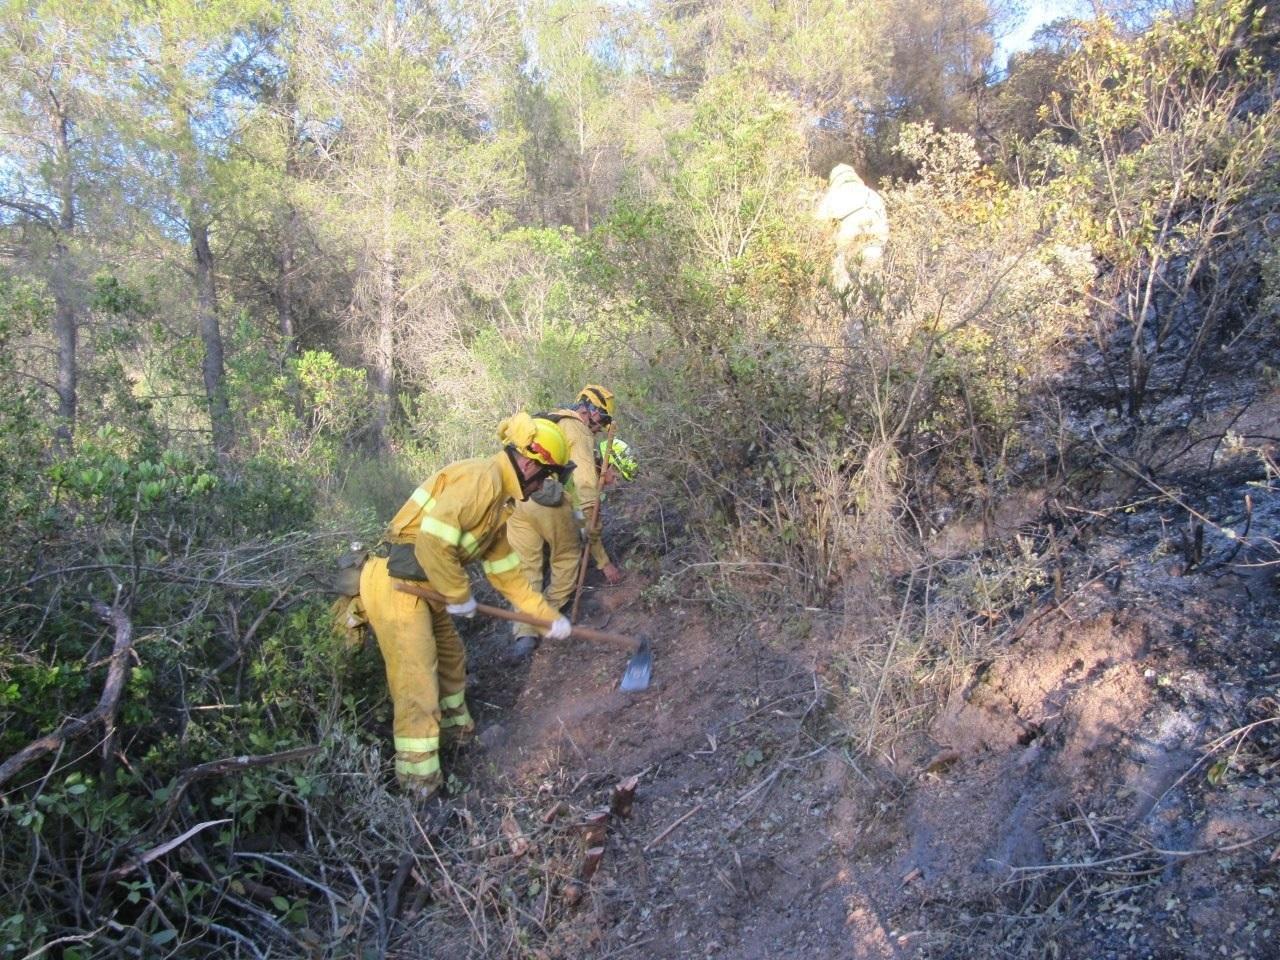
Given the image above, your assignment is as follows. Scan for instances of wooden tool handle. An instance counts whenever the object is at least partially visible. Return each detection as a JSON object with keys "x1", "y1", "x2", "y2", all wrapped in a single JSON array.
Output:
[{"x1": 392, "y1": 581, "x2": 636, "y2": 651}]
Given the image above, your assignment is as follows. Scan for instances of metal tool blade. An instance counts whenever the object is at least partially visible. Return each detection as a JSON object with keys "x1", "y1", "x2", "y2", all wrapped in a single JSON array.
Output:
[{"x1": 619, "y1": 636, "x2": 652, "y2": 692}]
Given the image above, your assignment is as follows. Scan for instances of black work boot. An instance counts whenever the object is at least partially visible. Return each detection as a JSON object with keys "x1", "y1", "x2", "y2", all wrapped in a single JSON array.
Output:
[{"x1": 510, "y1": 635, "x2": 539, "y2": 661}]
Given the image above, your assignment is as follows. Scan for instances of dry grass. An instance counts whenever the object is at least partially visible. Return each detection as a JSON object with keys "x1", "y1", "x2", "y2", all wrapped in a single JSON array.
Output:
[{"x1": 832, "y1": 526, "x2": 1051, "y2": 759}]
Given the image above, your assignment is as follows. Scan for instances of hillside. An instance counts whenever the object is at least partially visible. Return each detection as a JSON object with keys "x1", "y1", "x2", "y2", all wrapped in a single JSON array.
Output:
[
  {"x1": 2, "y1": 2, "x2": 1279, "y2": 958},
  {"x1": 390, "y1": 380, "x2": 1280, "y2": 959}
]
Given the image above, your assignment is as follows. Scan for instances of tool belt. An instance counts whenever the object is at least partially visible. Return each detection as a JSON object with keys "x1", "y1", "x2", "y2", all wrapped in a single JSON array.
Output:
[{"x1": 328, "y1": 541, "x2": 429, "y2": 592}]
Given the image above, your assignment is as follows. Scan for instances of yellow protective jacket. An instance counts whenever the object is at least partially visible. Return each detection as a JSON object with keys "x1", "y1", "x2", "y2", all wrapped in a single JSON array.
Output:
[
  {"x1": 384, "y1": 451, "x2": 561, "y2": 623},
  {"x1": 551, "y1": 409, "x2": 611, "y2": 568}
]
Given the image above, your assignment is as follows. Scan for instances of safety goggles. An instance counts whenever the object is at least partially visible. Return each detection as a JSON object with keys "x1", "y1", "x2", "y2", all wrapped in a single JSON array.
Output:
[
  {"x1": 582, "y1": 401, "x2": 612, "y2": 427},
  {"x1": 532, "y1": 459, "x2": 576, "y2": 485}
]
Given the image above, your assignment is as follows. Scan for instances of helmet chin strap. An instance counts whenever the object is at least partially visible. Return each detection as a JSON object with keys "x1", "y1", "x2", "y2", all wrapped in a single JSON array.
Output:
[{"x1": 505, "y1": 446, "x2": 542, "y2": 501}]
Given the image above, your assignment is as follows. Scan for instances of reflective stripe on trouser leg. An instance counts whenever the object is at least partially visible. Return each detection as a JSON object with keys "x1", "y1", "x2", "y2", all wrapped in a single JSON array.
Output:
[
  {"x1": 431, "y1": 603, "x2": 469, "y2": 723},
  {"x1": 506, "y1": 508, "x2": 546, "y2": 640},
  {"x1": 394, "y1": 736, "x2": 441, "y2": 782},
  {"x1": 439, "y1": 689, "x2": 475, "y2": 739},
  {"x1": 359, "y1": 556, "x2": 443, "y2": 788}
]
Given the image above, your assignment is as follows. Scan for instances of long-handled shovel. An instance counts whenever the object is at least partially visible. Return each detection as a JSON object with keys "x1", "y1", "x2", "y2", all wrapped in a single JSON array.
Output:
[{"x1": 393, "y1": 582, "x2": 652, "y2": 692}]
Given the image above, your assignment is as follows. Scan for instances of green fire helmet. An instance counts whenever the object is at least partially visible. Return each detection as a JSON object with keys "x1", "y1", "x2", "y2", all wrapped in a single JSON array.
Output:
[{"x1": 599, "y1": 437, "x2": 637, "y2": 481}]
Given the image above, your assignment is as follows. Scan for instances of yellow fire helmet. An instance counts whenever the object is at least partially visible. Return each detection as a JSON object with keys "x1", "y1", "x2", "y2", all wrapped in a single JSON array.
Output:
[
  {"x1": 577, "y1": 384, "x2": 616, "y2": 423},
  {"x1": 498, "y1": 412, "x2": 572, "y2": 477}
]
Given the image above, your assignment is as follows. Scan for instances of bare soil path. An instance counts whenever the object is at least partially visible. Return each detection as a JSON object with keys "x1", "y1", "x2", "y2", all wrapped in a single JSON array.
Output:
[{"x1": 419, "y1": 409, "x2": 1280, "y2": 960}]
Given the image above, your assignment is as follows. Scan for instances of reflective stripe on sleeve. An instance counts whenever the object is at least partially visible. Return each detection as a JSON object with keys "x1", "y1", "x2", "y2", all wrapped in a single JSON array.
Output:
[
  {"x1": 395, "y1": 755, "x2": 441, "y2": 777},
  {"x1": 421, "y1": 516, "x2": 462, "y2": 545},
  {"x1": 410, "y1": 488, "x2": 433, "y2": 508},
  {"x1": 394, "y1": 735, "x2": 440, "y2": 754},
  {"x1": 483, "y1": 552, "x2": 521, "y2": 575},
  {"x1": 439, "y1": 690, "x2": 466, "y2": 711}
]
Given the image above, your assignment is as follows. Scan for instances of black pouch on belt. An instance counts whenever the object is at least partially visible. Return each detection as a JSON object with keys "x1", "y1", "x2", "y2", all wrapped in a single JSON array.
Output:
[{"x1": 386, "y1": 542, "x2": 428, "y2": 581}]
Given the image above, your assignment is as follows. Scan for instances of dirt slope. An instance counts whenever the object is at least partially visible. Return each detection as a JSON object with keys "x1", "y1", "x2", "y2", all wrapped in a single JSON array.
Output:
[{"x1": 406, "y1": 393, "x2": 1280, "y2": 960}]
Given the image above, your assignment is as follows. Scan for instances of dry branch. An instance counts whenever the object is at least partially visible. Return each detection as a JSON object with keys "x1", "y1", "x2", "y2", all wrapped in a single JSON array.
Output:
[
  {"x1": 0, "y1": 599, "x2": 133, "y2": 790},
  {"x1": 1000, "y1": 825, "x2": 1280, "y2": 880},
  {"x1": 644, "y1": 802, "x2": 704, "y2": 852},
  {"x1": 93, "y1": 819, "x2": 231, "y2": 882},
  {"x1": 152, "y1": 745, "x2": 321, "y2": 834}
]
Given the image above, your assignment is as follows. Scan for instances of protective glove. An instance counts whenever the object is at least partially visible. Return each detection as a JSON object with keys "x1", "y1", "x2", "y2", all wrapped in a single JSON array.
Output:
[
  {"x1": 446, "y1": 596, "x2": 477, "y2": 618},
  {"x1": 545, "y1": 615, "x2": 571, "y2": 641}
]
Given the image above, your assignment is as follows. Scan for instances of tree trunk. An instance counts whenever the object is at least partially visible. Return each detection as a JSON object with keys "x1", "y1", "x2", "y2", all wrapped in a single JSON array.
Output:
[
  {"x1": 51, "y1": 253, "x2": 77, "y2": 447},
  {"x1": 191, "y1": 218, "x2": 234, "y2": 456},
  {"x1": 367, "y1": 15, "x2": 399, "y2": 451},
  {"x1": 576, "y1": 79, "x2": 590, "y2": 233},
  {"x1": 277, "y1": 210, "x2": 298, "y2": 353},
  {"x1": 368, "y1": 230, "x2": 395, "y2": 451},
  {"x1": 51, "y1": 101, "x2": 77, "y2": 448},
  {"x1": 275, "y1": 79, "x2": 301, "y2": 358}
]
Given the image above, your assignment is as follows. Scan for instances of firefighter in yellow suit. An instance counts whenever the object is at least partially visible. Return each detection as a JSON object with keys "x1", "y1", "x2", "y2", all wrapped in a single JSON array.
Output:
[
  {"x1": 358, "y1": 413, "x2": 575, "y2": 799},
  {"x1": 506, "y1": 384, "x2": 622, "y2": 658}
]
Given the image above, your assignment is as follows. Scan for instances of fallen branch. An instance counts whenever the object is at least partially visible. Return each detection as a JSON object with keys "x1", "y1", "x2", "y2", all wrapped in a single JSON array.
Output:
[
  {"x1": 383, "y1": 853, "x2": 416, "y2": 923},
  {"x1": 0, "y1": 599, "x2": 133, "y2": 790},
  {"x1": 152, "y1": 745, "x2": 321, "y2": 835},
  {"x1": 412, "y1": 815, "x2": 487, "y2": 948},
  {"x1": 93, "y1": 819, "x2": 231, "y2": 882},
  {"x1": 1091, "y1": 427, "x2": 1275, "y2": 562},
  {"x1": 644, "y1": 802, "x2": 704, "y2": 852},
  {"x1": 18, "y1": 926, "x2": 109, "y2": 960},
  {"x1": 234, "y1": 851, "x2": 343, "y2": 934},
  {"x1": 1147, "y1": 715, "x2": 1280, "y2": 817},
  {"x1": 998, "y1": 825, "x2": 1280, "y2": 879}
]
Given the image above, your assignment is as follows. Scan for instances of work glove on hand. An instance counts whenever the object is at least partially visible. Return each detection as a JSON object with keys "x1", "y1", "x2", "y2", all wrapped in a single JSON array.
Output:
[
  {"x1": 545, "y1": 615, "x2": 571, "y2": 641},
  {"x1": 446, "y1": 596, "x2": 477, "y2": 618}
]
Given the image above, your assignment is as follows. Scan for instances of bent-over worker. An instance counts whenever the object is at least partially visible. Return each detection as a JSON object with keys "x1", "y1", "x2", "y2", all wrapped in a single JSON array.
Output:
[
  {"x1": 506, "y1": 384, "x2": 622, "y2": 658},
  {"x1": 357, "y1": 412, "x2": 575, "y2": 799}
]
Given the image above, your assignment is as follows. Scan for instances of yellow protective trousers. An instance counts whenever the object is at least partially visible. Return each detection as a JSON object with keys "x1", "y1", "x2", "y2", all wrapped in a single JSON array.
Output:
[
  {"x1": 358, "y1": 556, "x2": 474, "y2": 792},
  {"x1": 506, "y1": 499, "x2": 581, "y2": 640}
]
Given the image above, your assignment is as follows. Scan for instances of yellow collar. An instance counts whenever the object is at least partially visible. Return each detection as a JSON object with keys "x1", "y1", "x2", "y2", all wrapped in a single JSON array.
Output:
[
  {"x1": 554, "y1": 407, "x2": 589, "y2": 427},
  {"x1": 494, "y1": 450, "x2": 525, "y2": 502}
]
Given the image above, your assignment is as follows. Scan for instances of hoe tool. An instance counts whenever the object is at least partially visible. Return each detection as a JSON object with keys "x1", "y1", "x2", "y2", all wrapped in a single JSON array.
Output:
[{"x1": 393, "y1": 582, "x2": 652, "y2": 692}]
